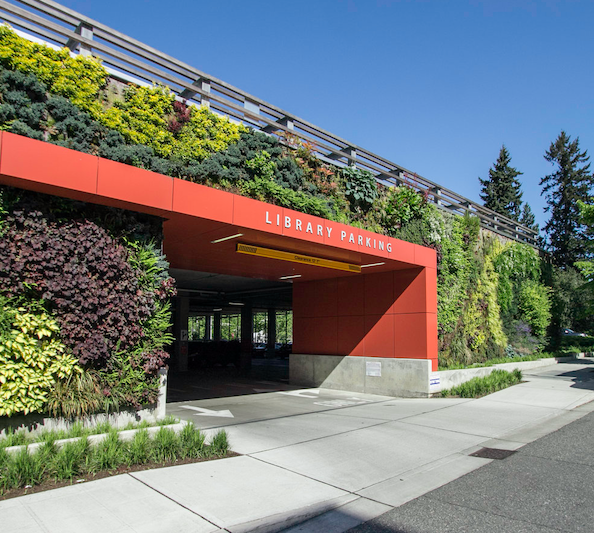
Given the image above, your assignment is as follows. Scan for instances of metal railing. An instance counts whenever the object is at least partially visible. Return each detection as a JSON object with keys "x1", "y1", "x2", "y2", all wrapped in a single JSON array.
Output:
[{"x1": 0, "y1": 0, "x2": 539, "y2": 247}]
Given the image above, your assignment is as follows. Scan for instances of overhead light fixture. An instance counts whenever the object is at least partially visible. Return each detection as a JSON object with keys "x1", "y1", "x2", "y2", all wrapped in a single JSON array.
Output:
[
  {"x1": 228, "y1": 302, "x2": 244, "y2": 306},
  {"x1": 279, "y1": 274, "x2": 302, "y2": 280},
  {"x1": 211, "y1": 233, "x2": 244, "y2": 244},
  {"x1": 360, "y1": 262, "x2": 385, "y2": 268},
  {"x1": 213, "y1": 308, "x2": 223, "y2": 312}
]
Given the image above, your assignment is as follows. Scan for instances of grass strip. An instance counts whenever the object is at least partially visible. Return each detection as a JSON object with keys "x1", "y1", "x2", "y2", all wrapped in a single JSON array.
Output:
[
  {"x1": 0, "y1": 422, "x2": 230, "y2": 495},
  {"x1": 0, "y1": 415, "x2": 180, "y2": 449},
  {"x1": 441, "y1": 369, "x2": 522, "y2": 398}
]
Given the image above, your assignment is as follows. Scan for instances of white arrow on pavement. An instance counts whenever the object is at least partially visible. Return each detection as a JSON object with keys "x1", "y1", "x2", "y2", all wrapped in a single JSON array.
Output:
[
  {"x1": 278, "y1": 389, "x2": 320, "y2": 399},
  {"x1": 180, "y1": 405, "x2": 234, "y2": 418}
]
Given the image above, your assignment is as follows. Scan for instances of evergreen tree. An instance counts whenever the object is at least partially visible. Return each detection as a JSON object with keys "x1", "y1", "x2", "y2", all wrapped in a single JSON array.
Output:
[
  {"x1": 479, "y1": 145, "x2": 523, "y2": 220},
  {"x1": 519, "y1": 203, "x2": 538, "y2": 232},
  {"x1": 541, "y1": 131, "x2": 593, "y2": 268}
]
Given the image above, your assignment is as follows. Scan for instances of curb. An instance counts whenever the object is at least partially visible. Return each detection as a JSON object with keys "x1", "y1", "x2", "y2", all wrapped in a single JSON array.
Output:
[{"x1": 3, "y1": 421, "x2": 189, "y2": 456}]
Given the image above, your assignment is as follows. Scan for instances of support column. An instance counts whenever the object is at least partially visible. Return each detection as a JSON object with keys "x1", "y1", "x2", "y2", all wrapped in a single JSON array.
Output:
[
  {"x1": 173, "y1": 296, "x2": 189, "y2": 372},
  {"x1": 213, "y1": 311, "x2": 221, "y2": 341},
  {"x1": 205, "y1": 315, "x2": 212, "y2": 341},
  {"x1": 266, "y1": 308, "x2": 277, "y2": 358},
  {"x1": 240, "y1": 305, "x2": 253, "y2": 373}
]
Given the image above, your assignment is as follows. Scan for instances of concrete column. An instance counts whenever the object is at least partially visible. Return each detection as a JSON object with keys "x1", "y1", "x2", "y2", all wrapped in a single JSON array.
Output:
[
  {"x1": 205, "y1": 315, "x2": 212, "y2": 341},
  {"x1": 240, "y1": 305, "x2": 253, "y2": 373},
  {"x1": 213, "y1": 311, "x2": 221, "y2": 341},
  {"x1": 266, "y1": 308, "x2": 277, "y2": 358},
  {"x1": 173, "y1": 296, "x2": 189, "y2": 372}
]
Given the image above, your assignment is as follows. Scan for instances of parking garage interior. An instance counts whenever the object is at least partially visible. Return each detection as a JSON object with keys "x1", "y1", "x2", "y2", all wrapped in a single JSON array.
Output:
[{"x1": 166, "y1": 269, "x2": 296, "y2": 402}]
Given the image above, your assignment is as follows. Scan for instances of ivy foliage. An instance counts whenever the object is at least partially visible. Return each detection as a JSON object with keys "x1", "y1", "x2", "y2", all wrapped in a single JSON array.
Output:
[
  {"x1": 493, "y1": 241, "x2": 541, "y2": 327},
  {"x1": 518, "y1": 281, "x2": 552, "y2": 338}
]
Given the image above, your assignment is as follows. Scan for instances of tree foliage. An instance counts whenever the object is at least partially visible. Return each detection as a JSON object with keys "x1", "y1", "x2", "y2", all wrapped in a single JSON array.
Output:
[
  {"x1": 479, "y1": 145, "x2": 524, "y2": 220},
  {"x1": 541, "y1": 131, "x2": 593, "y2": 267}
]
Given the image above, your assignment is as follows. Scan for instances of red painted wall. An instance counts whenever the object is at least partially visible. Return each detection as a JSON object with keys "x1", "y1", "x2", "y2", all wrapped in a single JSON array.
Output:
[{"x1": 293, "y1": 267, "x2": 438, "y2": 371}]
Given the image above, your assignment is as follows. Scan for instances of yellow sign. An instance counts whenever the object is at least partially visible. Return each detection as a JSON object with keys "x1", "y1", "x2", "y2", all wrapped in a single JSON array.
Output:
[{"x1": 236, "y1": 243, "x2": 361, "y2": 273}]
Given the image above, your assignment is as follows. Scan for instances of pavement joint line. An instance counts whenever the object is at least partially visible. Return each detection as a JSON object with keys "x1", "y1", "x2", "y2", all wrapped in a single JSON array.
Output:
[
  {"x1": 313, "y1": 398, "x2": 475, "y2": 424},
  {"x1": 485, "y1": 396, "x2": 594, "y2": 410},
  {"x1": 126, "y1": 472, "x2": 225, "y2": 531},
  {"x1": 22, "y1": 502, "x2": 51, "y2": 533},
  {"x1": 247, "y1": 453, "x2": 364, "y2": 494},
  {"x1": 244, "y1": 418, "x2": 395, "y2": 455},
  {"x1": 245, "y1": 454, "x2": 405, "y2": 528},
  {"x1": 395, "y1": 413, "x2": 566, "y2": 443},
  {"x1": 352, "y1": 451, "x2": 493, "y2": 494}
]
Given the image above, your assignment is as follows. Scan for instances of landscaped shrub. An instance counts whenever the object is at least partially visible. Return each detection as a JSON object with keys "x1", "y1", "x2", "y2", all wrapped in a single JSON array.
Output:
[
  {"x1": 0, "y1": 424, "x2": 230, "y2": 494},
  {"x1": 441, "y1": 369, "x2": 522, "y2": 398},
  {"x1": 0, "y1": 208, "x2": 153, "y2": 365},
  {"x1": 0, "y1": 25, "x2": 106, "y2": 116},
  {"x1": 0, "y1": 299, "x2": 80, "y2": 416},
  {"x1": 381, "y1": 184, "x2": 427, "y2": 230},
  {"x1": 341, "y1": 166, "x2": 378, "y2": 213}
]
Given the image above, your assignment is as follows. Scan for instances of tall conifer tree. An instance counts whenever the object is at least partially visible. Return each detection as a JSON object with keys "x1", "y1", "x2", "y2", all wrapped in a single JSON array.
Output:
[
  {"x1": 519, "y1": 203, "x2": 538, "y2": 231},
  {"x1": 541, "y1": 131, "x2": 593, "y2": 267},
  {"x1": 479, "y1": 145, "x2": 524, "y2": 220}
]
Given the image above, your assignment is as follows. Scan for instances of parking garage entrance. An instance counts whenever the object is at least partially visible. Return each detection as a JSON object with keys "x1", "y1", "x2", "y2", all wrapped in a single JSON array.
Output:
[
  {"x1": 166, "y1": 270, "x2": 296, "y2": 401},
  {"x1": 0, "y1": 132, "x2": 438, "y2": 400}
]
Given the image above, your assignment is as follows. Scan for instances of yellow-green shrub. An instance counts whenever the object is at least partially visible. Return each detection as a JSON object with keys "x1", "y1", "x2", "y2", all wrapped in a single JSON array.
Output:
[
  {"x1": 103, "y1": 85, "x2": 245, "y2": 161},
  {"x1": 103, "y1": 85, "x2": 176, "y2": 156},
  {"x1": 0, "y1": 25, "x2": 106, "y2": 116},
  {"x1": 519, "y1": 281, "x2": 552, "y2": 338},
  {"x1": 462, "y1": 236, "x2": 507, "y2": 351},
  {"x1": 175, "y1": 106, "x2": 245, "y2": 162},
  {"x1": 0, "y1": 305, "x2": 80, "y2": 416}
]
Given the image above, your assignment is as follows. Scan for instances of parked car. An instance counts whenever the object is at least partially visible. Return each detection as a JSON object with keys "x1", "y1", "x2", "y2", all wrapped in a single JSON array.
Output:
[{"x1": 561, "y1": 328, "x2": 587, "y2": 337}]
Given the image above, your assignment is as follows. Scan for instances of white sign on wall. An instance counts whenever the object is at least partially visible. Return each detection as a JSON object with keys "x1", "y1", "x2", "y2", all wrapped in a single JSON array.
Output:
[{"x1": 366, "y1": 361, "x2": 382, "y2": 377}]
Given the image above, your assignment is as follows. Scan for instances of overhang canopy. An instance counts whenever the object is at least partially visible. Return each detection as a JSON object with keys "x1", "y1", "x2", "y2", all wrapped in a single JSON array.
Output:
[{"x1": 0, "y1": 132, "x2": 436, "y2": 283}]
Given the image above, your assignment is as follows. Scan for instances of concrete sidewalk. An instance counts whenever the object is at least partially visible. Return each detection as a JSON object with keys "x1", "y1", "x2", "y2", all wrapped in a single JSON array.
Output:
[{"x1": 2, "y1": 360, "x2": 594, "y2": 533}]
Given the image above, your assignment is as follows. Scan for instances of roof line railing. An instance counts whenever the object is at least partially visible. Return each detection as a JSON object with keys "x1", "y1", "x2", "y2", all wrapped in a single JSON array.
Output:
[{"x1": 0, "y1": 0, "x2": 539, "y2": 247}]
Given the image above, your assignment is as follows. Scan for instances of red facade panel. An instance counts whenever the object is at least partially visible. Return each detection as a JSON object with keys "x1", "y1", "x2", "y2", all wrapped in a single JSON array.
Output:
[
  {"x1": 337, "y1": 315, "x2": 366, "y2": 356},
  {"x1": 172, "y1": 179, "x2": 234, "y2": 223},
  {"x1": 233, "y1": 195, "x2": 283, "y2": 234},
  {"x1": 364, "y1": 314, "x2": 395, "y2": 357},
  {"x1": 294, "y1": 268, "x2": 436, "y2": 364},
  {"x1": 97, "y1": 159, "x2": 173, "y2": 212},
  {"x1": 0, "y1": 132, "x2": 98, "y2": 195}
]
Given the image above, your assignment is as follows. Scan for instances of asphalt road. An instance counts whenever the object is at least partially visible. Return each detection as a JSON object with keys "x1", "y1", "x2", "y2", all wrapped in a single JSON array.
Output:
[{"x1": 348, "y1": 404, "x2": 594, "y2": 533}]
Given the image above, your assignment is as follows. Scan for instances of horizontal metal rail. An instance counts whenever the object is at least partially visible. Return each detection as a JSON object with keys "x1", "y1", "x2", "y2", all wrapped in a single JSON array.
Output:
[{"x1": 0, "y1": 0, "x2": 539, "y2": 247}]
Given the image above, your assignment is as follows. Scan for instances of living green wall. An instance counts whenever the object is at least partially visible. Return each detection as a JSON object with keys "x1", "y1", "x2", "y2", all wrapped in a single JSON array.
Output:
[
  {"x1": 0, "y1": 186, "x2": 175, "y2": 417},
  {"x1": 0, "y1": 25, "x2": 554, "y2": 411}
]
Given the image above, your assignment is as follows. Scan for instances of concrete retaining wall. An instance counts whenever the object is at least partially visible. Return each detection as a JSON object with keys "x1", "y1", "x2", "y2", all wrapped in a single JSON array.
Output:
[
  {"x1": 429, "y1": 356, "x2": 581, "y2": 394},
  {"x1": 290, "y1": 354, "x2": 431, "y2": 398}
]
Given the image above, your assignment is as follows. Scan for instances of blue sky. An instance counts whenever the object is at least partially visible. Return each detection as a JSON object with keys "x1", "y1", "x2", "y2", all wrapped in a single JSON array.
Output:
[{"x1": 55, "y1": 0, "x2": 593, "y2": 229}]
